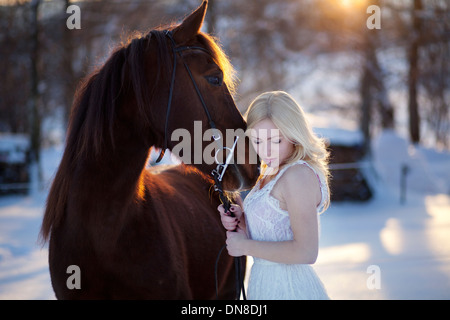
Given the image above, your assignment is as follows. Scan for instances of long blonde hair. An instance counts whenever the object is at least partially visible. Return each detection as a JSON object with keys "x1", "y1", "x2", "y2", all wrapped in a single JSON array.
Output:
[{"x1": 245, "y1": 91, "x2": 331, "y2": 212}]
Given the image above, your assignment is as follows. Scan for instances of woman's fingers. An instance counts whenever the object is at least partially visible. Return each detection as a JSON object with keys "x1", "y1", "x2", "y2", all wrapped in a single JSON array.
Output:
[
  {"x1": 221, "y1": 215, "x2": 239, "y2": 231},
  {"x1": 217, "y1": 204, "x2": 235, "y2": 216},
  {"x1": 218, "y1": 204, "x2": 243, "y2": 231}
]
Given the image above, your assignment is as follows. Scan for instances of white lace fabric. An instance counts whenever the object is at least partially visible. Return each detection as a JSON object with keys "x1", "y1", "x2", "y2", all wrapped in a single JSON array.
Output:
[{"x1": 243, "y1": 159, "x2": 329, "y2": 300}]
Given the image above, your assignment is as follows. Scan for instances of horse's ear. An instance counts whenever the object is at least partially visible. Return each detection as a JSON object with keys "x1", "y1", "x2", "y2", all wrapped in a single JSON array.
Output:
[{"x1": 173, "y1": 0, "x2": 208, "y2": 43}]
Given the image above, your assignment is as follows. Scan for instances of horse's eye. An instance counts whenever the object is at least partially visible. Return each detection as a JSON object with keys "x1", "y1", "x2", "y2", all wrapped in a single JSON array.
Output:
[{"x1": 205, "y1": 75, "x2": 223, "y2": 86}]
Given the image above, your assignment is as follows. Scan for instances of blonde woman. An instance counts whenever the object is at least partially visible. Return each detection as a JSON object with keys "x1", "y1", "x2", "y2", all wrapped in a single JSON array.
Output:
[{"x1": 218, "y1": 91, "x2": 330, "y2": 300}]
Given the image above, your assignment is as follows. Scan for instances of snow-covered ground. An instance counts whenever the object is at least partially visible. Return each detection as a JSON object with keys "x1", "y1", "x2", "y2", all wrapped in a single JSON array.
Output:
[
  {"x1": 315, "y1": 130, "x2": 450, "y2": 299},
  {"x1": 315, "y1": 190, "x2": 450, "y2": 299},
  {"x1": 0, "y1": 131, "x2": 449, "y2": 299},
  {"x1": 0, "y1": 146, "x2": 61, "y2": 300}
]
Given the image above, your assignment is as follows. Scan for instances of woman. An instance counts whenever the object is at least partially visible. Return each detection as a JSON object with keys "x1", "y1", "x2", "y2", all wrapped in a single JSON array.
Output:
[{"x1": 218, "y1": 91, "x2": 330, "y2": 300}]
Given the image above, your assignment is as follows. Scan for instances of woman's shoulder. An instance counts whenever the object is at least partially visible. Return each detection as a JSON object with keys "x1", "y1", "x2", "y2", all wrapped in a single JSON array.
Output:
[
  {"x1": 281, "y1": 161, "x2": 318, "y2": 185},
  {"x1": 275, "y1": 162, "x2": 321, "y2": 209},
  {"x1": 269, "y1": 161, "x2": 322, "y2": 209},
  {"x1": 275, "y1": 161, "x2": 321, "y2": 198}
]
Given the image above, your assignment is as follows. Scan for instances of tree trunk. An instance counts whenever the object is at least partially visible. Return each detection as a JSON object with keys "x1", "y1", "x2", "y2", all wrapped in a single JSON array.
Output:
[
  {"x1": 62, "y1": 0, "x2": 75, "y2": 126},
  {"x1": 29, "y1": 0, "x2": 42, "y2": 189},
  {"x1": 30, "y1": 0, "x2": 41, "y2": 161},
  {"x1": 408, "y1": 0, "x2": 422, "y2": 144},
  {"x1": 360, "y1": 58, "x2": 372, "y2": 154}
]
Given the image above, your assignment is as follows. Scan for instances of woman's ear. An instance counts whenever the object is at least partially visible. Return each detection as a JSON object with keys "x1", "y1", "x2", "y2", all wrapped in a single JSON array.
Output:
[{"x1": 172, "y1": 0, "x2": 208, "y2": 44}]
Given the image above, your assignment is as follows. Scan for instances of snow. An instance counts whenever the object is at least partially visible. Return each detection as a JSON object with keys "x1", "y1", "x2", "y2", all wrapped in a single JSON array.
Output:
[
  {"x1": 315, "y1": 191, "x2": 450, "y2": 299},
  {"x1": 314, "y1": 127, "x2": 364, "y2": 147},
  {"x1": 0, "y1": 134, "x2": 30, "y2": 164},
  {"x1": 314, "y1": 131, "x2": 450, "y2": 299},
  {"x1": 0, "y1": 146, "x2": 62, "y2": 300},
  {"x1": 373, "y1": 130, "x2": 450, "y2": 194},
  {"x1": 307, "y1": 111, "x2": 364, "y2": 147},
  {"x1": 0, "y1": 130, "x2": 449, "y2": 299}
]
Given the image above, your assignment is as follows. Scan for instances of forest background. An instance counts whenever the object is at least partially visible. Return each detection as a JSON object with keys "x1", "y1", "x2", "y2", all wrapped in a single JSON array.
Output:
[{"x1": 1, "y1": 0, "x2": 449, "y2": 170}]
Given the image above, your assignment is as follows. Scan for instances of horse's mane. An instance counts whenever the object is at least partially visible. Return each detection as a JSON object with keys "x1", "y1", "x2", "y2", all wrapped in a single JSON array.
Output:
[
  {"x1": 69, "y1": 31, "x2": 163, "y2": 161},
  {"x1": 39, "y1": 28, "x2": 236, "y2": 244}
]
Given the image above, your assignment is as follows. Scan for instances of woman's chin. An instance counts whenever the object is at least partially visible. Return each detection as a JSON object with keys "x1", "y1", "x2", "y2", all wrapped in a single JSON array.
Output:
[{"x1": 264, "y1": 162, "x2": 281, "y2": 175}]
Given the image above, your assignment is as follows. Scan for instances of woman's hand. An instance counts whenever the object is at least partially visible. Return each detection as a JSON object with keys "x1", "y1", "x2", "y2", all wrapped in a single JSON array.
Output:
[
  {"x1": 226, "y1": 227, "x2": 248, "y2": 257},
  {"x1": 217, "y1": 204, "x2": 243, "y2": 231}
]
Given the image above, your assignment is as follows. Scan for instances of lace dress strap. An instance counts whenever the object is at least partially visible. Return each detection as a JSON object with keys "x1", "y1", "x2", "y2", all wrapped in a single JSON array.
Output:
[
  {"x1": 264, "y1": 159, "x2": 308, "y2": 188},
  {"x1": 294, "y1": 160, "x2": 328, "y2": 213},
  {"x1": 260, "y1": 160, "x2": 299, "y2": 189}
]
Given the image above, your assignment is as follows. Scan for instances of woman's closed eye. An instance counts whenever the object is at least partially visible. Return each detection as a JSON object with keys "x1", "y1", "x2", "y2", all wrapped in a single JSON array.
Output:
[{"x1": 252, "y1": 139, "x2": 281, "y2": 145}]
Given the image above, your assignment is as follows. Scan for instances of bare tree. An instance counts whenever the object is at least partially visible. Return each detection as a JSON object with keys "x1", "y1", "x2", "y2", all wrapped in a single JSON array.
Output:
[
  {"x1": 360, "y1": 8, "x2": 394, "y2": 153},
  {"x1": 408, "y1": 0, "x2": 422, "y2": 144},
  {"x1": 61, "y1": 0, "x2": 76, "y2": 126},
  {"x1": 29, "y1": 0, "x2": 42, "y2": 165},
  {"x1": 418, "y1": 0, "x2": 450, "y2": 148},
  {"x1": 0, "y1": 2, "x2": 31, "y2": 133}
]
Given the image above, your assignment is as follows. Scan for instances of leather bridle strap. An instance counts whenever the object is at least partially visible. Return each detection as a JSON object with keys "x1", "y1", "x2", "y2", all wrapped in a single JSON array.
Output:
[{"x1": 155, "y1": 30, "x2": 220, "y2": 163}]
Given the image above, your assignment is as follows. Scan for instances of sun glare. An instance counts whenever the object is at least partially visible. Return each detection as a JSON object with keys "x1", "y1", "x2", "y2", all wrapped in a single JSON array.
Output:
[{"x1": 339, "y1": 0, "x2": 368, "y2": 9}]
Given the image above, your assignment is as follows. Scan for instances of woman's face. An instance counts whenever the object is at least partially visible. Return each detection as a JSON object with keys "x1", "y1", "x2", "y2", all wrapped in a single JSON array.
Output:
[{"x1": 249, "y1": 118, "x2": 295, "y2": 170}]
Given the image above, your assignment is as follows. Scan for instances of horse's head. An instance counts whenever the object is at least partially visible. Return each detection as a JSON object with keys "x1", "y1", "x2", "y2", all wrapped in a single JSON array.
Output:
[{"x1": 142, "y1": 1, "x2": 259, "y2": 190}]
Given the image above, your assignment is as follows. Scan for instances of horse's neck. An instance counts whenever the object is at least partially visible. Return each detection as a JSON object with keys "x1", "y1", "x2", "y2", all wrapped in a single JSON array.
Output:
[{"x1": 71, "y1": 129, "x2": 151, "y2": 208}]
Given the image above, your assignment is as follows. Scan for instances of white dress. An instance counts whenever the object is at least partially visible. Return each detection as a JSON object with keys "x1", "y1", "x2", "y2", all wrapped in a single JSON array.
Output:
[{"x1": 243, "y1": 159, "x2": 329, "y2": 300}]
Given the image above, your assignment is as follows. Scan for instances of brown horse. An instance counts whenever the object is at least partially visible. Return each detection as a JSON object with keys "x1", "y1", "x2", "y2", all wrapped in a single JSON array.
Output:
[{"x1": 39, "y1": 1, "x2": 258, "y2": 299}]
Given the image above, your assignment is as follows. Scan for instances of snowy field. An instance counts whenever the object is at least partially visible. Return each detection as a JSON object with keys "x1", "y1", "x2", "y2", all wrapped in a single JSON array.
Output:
[
  {"x1": 0, "y1": 130, "x2": 449, "y2": 300},
  {"x1": 315, "y1": 191, "x2": 450, "y2": 299}
]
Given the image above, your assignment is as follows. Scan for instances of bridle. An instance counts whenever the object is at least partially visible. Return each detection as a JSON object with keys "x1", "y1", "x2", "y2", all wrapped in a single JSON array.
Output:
[
  {"x1": 155, "y1": 30, "x2": 221, "y2": 163},
  {"x1": 155, "y1": 30, "x2": 246, "y2": 300}
]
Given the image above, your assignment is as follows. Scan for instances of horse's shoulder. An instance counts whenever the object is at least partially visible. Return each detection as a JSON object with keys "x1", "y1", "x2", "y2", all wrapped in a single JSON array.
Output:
[{"x1": 147, "y1": 163, "x2": 180, "y2": 175}]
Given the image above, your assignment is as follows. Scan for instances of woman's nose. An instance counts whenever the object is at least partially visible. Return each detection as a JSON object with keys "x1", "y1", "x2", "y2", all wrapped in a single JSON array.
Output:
[
  {"x1": 258, "y1": 142, "x2": 269, "y2": 158},
  {"x1": 265, "y1": 143, "x2": 272, "y2": 157}
]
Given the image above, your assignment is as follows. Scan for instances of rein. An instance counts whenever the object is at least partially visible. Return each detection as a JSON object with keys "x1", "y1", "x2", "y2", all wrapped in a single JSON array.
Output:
[
  {"x1": 211, "y1": 137, "x2": 246, "y2": 300},
  {"x1": 155, "y1": 30, "x2": 246, "y2": 300}
]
